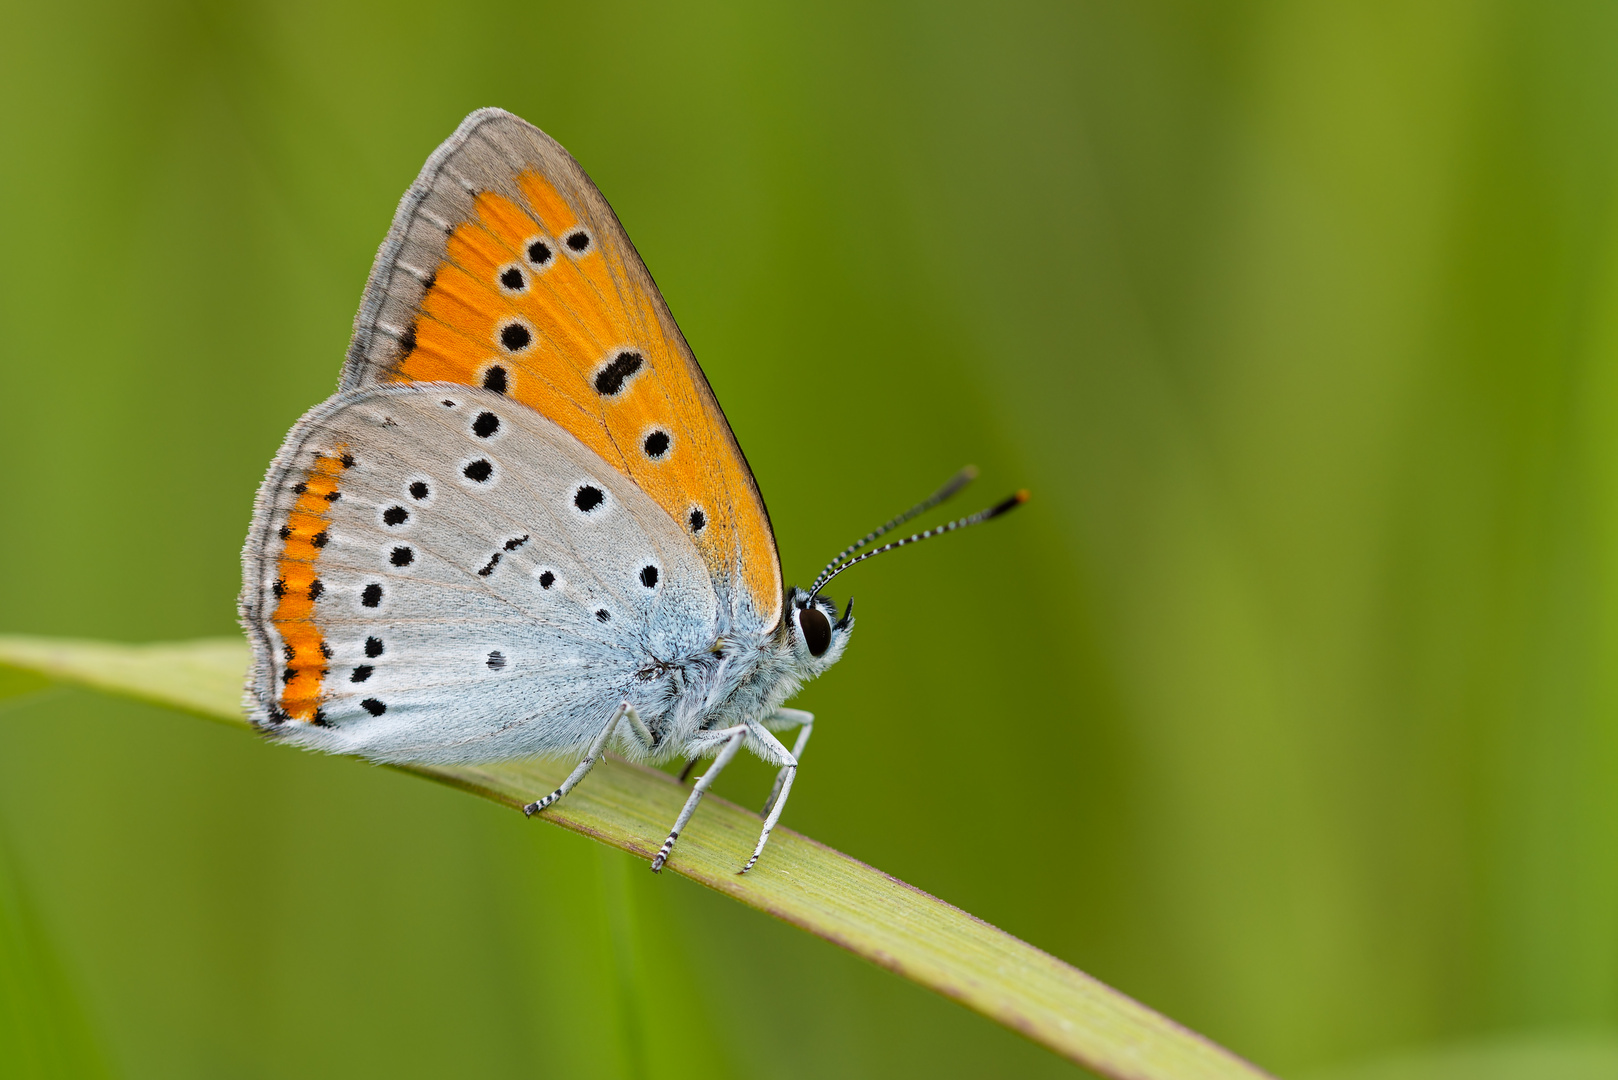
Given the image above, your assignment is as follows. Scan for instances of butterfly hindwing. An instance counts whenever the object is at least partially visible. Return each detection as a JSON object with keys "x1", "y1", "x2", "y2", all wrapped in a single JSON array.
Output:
[
  {"x1": 341, "y1": 108, "x2": 782, "y2": 631},
  {"x1": 240, "y1": 383, "x2": 719, "y2": 764}
]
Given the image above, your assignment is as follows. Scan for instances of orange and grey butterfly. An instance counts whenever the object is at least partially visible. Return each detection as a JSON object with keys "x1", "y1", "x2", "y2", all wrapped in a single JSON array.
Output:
[
  {"x1": 338, "y1": 108, "x2": 780, "y2": 632},
  {"x1": 241, "y1": 108, "x2": 1022, "y2": 872}
]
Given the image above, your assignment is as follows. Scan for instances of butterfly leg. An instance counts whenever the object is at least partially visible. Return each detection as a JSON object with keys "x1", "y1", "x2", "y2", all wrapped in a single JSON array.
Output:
[
  {"x1": 760, "y1": 709, "x2": 813, "y2": 818},
  {"x1": 650, "y1": 724, "x2": 749, "y2": 872},
  {"x1": 740, "y1": 720, "x2": 800, "y2": 874},
  {"x1": 523, "y1": 701, "x2": 650, "y2": 816}
]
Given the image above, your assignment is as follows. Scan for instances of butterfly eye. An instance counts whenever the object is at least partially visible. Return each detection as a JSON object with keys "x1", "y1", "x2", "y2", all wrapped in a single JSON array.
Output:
[{"x1": 798, "y1": 605, "x2": 832, "y2": 658}]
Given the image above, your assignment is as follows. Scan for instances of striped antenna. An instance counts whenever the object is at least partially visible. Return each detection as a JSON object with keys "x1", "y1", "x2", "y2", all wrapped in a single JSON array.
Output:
[
  {"x1": 807, "y1": 490, "x2": 1029, "y2": 604},
  {"x1": 806, "y1": 467, "x2": 979, "y2": 598}
]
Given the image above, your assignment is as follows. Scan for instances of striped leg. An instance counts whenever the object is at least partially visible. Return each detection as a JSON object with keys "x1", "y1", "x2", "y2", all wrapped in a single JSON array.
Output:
[
  {"x1": 650, "y1": 724, "x2": 748, "y2": 872},
  {"x1": 523, "y1": 702, "x2": 650, "y2": 816},
  {"x1": 741, "y1": 720, "x2": 800, "y2": 874},
  {"x1": 760, "y1": 709, "x2": 813, "y2": 818}
]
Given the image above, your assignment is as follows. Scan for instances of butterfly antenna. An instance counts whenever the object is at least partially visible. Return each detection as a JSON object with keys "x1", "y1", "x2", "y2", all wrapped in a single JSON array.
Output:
[
  {"x1": 806, "y1": 466, "x2": 979, "y2": 598},
  {"x1": 807, "y1": 489, "x2": 1029, "y2": 604}
]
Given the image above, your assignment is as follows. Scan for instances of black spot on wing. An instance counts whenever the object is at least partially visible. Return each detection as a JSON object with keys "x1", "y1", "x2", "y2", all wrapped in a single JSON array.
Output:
[
  {"x1": 499, "y1": 322, "x2": 531, "y2": 352},
  {"x1": 593, "y1": 351, "x2": 644, "y2": 396}
]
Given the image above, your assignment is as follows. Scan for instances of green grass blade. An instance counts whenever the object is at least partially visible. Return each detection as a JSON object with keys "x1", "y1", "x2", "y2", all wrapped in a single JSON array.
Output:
[{"x1": 0, "y1": 633, "x2": 1272, "y2": 1080}]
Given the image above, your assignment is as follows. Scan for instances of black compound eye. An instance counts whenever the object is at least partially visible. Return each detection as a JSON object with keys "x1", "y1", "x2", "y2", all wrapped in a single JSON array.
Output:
[{"x1": 798, "y1": 605, "x2": 832, "y2": 658}]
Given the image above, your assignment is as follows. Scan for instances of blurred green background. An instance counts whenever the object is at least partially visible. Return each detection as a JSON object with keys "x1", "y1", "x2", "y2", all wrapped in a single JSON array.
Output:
[{"x1": 5, "y1": 1, "x2": 1618, "y2": 1077}]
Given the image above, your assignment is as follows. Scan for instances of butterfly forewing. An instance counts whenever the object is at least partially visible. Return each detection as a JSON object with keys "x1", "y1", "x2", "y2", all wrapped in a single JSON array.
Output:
[
  {"x1": 341, "y1": 108, "x2": 782, "y2": 630},
  {"x1": 241, "y1": 384, "x2": 719, "y2": 764}
]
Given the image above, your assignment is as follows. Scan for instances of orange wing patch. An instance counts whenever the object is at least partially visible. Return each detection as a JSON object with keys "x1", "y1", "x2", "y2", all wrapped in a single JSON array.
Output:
[
  {"x1": 271, "y1": 450, "x2": 346, "y2": 722},
  {"x1": 389, "y1": 171, "x2": 780, "y2": 622}
]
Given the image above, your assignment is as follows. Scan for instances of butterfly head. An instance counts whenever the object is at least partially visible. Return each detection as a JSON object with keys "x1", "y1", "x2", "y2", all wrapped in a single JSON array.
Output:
[
  {"x1": 777, "y1": 469, "x2": 1026, "y2": 678},
  {"x1": 783, "y1": 587, "x2": 855, "y2": 671}
]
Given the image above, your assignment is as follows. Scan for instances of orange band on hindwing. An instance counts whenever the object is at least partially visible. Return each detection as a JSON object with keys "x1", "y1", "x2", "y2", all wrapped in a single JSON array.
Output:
[{"x1": 270, "y1": 450, "x2": 346, "y2": 722}]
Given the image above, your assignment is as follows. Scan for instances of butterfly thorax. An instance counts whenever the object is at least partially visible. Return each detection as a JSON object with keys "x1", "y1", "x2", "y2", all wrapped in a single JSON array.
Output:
[{"x1": 627, "y1": 588, "x2": 851, "y2": 760}]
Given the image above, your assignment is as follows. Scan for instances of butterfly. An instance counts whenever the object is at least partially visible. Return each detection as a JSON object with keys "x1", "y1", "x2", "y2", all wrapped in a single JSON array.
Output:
[{"x1": 239, "y1": 109, "x2": 1025, "y2": 873}]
